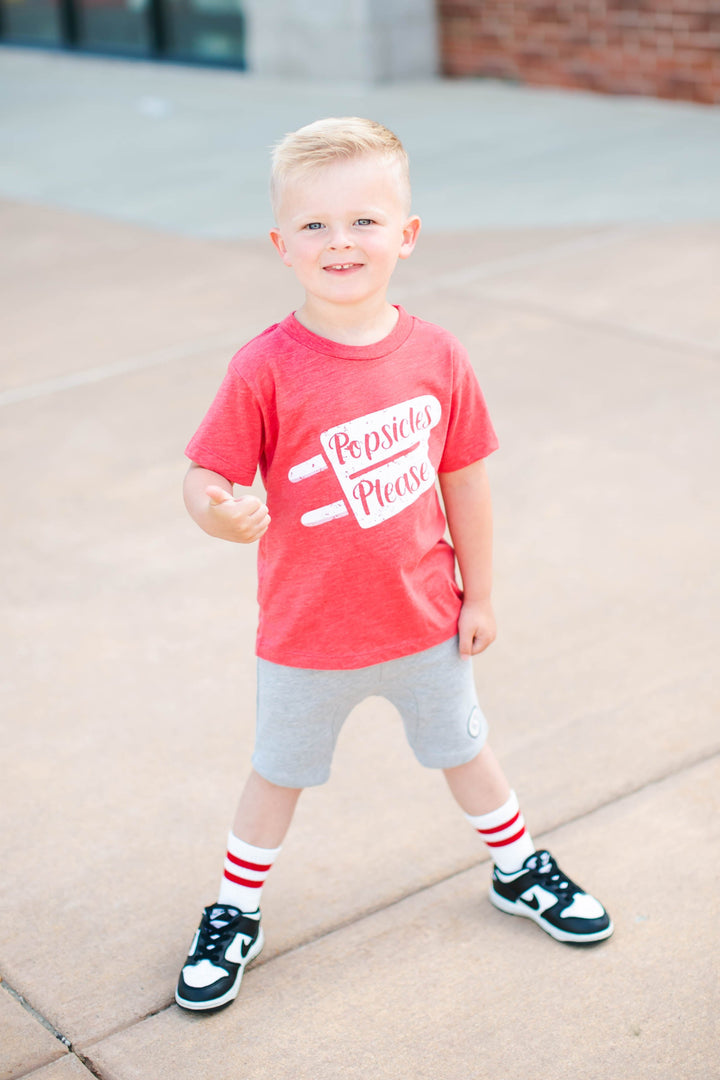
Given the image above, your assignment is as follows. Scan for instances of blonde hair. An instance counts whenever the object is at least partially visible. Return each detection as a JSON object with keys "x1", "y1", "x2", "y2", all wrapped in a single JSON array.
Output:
[{"x1": 270, "y1": 117, "x2": 411, "y2": 218}]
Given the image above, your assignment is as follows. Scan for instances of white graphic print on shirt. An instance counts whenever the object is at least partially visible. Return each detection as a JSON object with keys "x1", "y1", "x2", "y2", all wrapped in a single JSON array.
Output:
[{"x1": 288, "y1": 395, "x2": 442, "y2": 529}]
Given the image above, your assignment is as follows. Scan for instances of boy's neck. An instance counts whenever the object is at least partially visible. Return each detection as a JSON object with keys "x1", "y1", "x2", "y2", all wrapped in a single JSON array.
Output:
[{"x1": 294, "y1": 297, "x2": 399, "y2": 346}]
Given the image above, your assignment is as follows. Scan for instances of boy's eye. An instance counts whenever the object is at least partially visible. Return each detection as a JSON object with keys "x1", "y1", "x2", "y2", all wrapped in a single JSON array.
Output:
[
  {"x1": 305, "y1": 222, "x2": 324, "y2": 230},
  {"x1": 355, "y1": 218, "x2": 373, "y2": 226}
]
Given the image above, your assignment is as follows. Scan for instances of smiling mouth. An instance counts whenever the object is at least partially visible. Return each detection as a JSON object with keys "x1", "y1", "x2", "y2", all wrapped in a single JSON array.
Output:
[{"x1": 323, "y1": 263, "x2": 363, "y2": 271}]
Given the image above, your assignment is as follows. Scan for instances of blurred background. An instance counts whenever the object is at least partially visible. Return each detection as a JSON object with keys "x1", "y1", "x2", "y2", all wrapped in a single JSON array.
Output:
[
  {"x1": 2, "y1": 2, "x2": 720, "y2": 244},
  {"x1": 1, "y1": 0, "x2": 718, "y2": 102}
]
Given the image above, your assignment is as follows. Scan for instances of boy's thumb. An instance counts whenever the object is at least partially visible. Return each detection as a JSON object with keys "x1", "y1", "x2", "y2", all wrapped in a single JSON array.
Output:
[{"x1": 206, "y1": 485, "x2": 234, "y2": 506}]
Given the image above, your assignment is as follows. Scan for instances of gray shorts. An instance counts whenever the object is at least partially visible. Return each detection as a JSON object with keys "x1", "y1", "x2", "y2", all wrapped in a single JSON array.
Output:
[{"x1": 252, "y1": 636, "x2": 488, "y2": 788}]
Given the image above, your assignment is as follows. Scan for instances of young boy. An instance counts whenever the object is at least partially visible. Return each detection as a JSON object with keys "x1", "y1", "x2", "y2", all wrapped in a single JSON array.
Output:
[{"x1": 175, "y1": 118, "x2": 612, "y2": 1012}]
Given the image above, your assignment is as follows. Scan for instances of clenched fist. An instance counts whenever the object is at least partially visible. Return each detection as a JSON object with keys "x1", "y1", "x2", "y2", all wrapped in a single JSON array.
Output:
[{"x1": 205, "y1": 486, "x2": 271, "y2": 544}]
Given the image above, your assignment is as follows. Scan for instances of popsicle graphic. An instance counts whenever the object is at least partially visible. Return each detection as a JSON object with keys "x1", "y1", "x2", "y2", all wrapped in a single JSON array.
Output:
[{"x1": 288, "y1": 395, "x2": 442, "y2": 529}]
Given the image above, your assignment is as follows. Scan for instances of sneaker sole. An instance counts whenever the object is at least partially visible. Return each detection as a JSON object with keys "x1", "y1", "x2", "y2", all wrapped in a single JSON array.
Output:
[
  {"x1": 489, "y1": 888, "x2": 614, "y2": 944},
  {"x1": 175, "y1": 927, "x2": 265, "y2": 1011}
]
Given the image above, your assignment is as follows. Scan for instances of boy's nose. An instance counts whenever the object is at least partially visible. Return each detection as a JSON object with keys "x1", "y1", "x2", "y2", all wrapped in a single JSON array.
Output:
[{"x1": 327, "y1": 227, "x2": 353, "y2": 249}]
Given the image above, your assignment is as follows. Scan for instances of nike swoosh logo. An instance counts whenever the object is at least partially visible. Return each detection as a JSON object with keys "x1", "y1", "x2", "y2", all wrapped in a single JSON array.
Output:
[
  {"x1": 523, "y1": 895, "x2": 541, "y2": 911},
  {"x1": 240, "y1": 938, "x2": 255, "y2": 959}
]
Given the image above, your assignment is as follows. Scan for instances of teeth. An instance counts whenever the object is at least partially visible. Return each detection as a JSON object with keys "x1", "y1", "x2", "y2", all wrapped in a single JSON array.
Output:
[{"x1": 328, "y1": 263, "x2": 356, "y2": 270}]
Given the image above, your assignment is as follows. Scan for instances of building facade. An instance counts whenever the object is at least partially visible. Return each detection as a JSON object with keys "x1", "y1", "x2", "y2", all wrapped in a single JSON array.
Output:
[
  {"x1": 1, "y1": 0, "x2": 718, "y2": 104},
  {"x1": 439, "y1": 0, "x2": 720, "y2": 104}
]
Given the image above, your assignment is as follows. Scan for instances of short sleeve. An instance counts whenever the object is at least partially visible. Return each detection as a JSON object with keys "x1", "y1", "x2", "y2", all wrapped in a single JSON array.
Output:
[
  {"x1": 185, "y1": 365, "x2": 264, "y2": 486},
  {"x1": 439, "y1": 342, "x2": 499, "y2": 473}
]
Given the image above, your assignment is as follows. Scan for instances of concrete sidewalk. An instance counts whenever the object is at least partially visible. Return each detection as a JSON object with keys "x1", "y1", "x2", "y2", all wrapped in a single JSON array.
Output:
[
  {"x1": 3, "y1": 47, "x2": 720, "y2": 238},
  {"x1": 1, "y1": 49, "x2": 719, "y2": 1080}
]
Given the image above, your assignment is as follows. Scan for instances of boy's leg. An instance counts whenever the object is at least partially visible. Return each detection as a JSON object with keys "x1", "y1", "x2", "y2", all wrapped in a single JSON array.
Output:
[
  {"x1": 444, "y1": 747, "x2": 613, "y2": 944},
  {"x1": 443, "y1": 745, "x2": 535, "y2": 872},
  {"x1": 217, "y1": 769, "x2": 302, "y2": 910},
  {"x1": 443, "y1": 743, "x2": 511, "y2": 817},
  {"x1": 386, "y1": 639, "x2": 613, "y2": 944},
  {"x1": 175, "y1": 770, "x2": 301, "y2": 1012},
  {"x1": 231, "y1": 766, "x2": 303, "y2": 847}
]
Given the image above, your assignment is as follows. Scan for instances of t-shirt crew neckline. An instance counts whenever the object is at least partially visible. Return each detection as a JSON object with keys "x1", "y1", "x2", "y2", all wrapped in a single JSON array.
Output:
[{"x1": 279, "y1": 305, "x2": 413, "y2": 360}]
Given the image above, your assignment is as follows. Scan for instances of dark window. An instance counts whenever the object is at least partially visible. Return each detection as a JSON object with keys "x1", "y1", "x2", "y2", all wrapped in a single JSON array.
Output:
[
  {"x1": 163, "y1": 0, "x2": 245, "y2": 64},
  {"x1": 0, "y1": 0, "x2": 245, "y2": 65},
  {"x1": 75, "y1": 0, "x2": 152, "y2": 55},
  {"x1": 1, "y1": 0, "x2": 64, "y2": 44}
]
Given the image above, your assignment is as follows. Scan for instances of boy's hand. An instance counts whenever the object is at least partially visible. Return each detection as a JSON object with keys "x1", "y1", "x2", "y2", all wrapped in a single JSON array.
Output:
[
  {"x1": 458, "y1": 598, "x2": 496, "y2": 660},
  {"x1": 206, "y1": 485, "x2": 271, "y2": 544}
]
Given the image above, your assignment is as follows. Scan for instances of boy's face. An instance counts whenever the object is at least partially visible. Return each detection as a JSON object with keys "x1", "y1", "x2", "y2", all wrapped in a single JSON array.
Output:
[{"x1": 269, "y1": 155, "x2": 420, "y2": 313}]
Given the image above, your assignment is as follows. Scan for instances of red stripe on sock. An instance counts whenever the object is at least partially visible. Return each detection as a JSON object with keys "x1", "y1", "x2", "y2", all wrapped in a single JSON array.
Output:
[
  {"x1": 225, "y1": 852, "x2": 273, "y2": 872},
  {"x1": 483, "y1": 825, "x2": 527, "y2": 849},
  {"x1": 475, "y1": 810, "x2": 521, "y2": 837},
  {"x1": 224, "y1": 869, "x2": 265, "y2": 888}
]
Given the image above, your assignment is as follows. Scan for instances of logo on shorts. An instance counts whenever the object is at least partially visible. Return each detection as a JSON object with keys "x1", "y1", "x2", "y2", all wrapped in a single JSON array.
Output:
[
  {"x1": 467, "y1": 707, "x2": 482, "y2": 738},
  {"x1": 288, "y1": 396, "x2": 442, "y2": 529}
]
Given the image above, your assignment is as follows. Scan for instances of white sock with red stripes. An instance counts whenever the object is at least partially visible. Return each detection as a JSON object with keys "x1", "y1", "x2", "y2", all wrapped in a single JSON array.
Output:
[
  {"x1": 216, "y1": 833, "x2": 281, "y2": 912},
  {"x1": 465, "y1": 790, "x2": 536, "y2": 873}
]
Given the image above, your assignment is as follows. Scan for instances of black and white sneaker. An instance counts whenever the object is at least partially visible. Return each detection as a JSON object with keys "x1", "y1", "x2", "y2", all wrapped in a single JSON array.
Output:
[
  {"x1": 175, "y1": 904, "x2": 264, "y2": 1011},
  {"x1": 489, "y1": 850, "x2": 613, "y2": 944}
]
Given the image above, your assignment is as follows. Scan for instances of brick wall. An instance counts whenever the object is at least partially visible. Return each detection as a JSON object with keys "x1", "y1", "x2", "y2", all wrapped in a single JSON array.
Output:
[{"x1": 437, "y1": 1, "x2": 720, "y2": 104}]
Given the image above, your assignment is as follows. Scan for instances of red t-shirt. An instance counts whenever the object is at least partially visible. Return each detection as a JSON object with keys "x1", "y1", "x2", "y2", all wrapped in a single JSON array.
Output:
[{"x1": 186, "y1": 306, "x2": 498, "y2": 669}]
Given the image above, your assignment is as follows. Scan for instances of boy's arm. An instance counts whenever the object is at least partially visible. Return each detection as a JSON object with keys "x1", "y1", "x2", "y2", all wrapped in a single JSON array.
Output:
[
  {"x1": 438, "y1": 458, "x2": 496, "y2": 660},
  {"x1": 183, "y1": 463, "x2": 270, "y2": 543}
]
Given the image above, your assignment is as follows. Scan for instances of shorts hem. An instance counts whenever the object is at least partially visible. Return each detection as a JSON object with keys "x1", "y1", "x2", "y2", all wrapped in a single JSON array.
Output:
[
  {"x1": 413, "y1": 737, "x2": 488, "y2": 771},
  {"x1": 251, "y1": 756, "x2": 330, "y2": 790}
]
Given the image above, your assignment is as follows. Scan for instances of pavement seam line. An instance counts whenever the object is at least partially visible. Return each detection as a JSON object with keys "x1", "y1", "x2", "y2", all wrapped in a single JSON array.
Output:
[
  {"x1": 66, "y1": 1050, "x2": 107, "y2": 1080},
  {"x1": 0, "y1": 331, "x2": 244, "y2": 408},
  {"x1": 0, "y1": 977, "x2": 72, "y2": 1051},
  {"x1": 396, "y1": 222, "x2": 639, "y2": 298},
  {"x1": 455, "y1": 289, "x2": 720, "y2": 359},
  {"x1": 76, "y1": 741, "x2": 720, "y2": 1049},
  {"x1": 4, "y1": 278, "x2": 715, "y2": 411},
  {"x1": 247, "y1": 743, "x2": 720, "y2": 963},
  {"x1": 0, "y1": 225, "x2": 638, "y2": 409},
  {"x1": 0, "y1": 979, "x2": 111, "y2": 1079}
]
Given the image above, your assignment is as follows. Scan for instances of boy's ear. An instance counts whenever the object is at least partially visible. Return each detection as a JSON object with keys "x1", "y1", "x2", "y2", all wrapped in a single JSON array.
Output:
[
  {"x1": 398, "y1": 215, "x2": 422, "y2": 260},
  {"x1": 269, "y1": 227, "x2": 292, "y2": 266}
]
